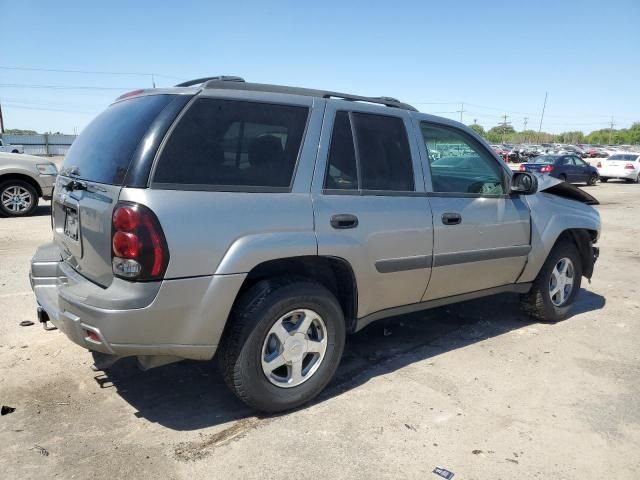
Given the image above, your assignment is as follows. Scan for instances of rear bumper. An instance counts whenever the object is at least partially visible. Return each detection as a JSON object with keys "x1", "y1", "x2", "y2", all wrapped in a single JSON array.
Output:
[
  {"x1": 29, "y1": 242, "x2": 245, "y2": 361},
  {"x1": 597, "y1": 168, "x2": 637, "y2": 179}
]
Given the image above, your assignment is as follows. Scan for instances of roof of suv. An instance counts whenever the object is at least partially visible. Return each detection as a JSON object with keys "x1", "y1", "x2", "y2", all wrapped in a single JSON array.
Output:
[{"x1": 174, "y1": 76, "x2": 418, "y2": 112}]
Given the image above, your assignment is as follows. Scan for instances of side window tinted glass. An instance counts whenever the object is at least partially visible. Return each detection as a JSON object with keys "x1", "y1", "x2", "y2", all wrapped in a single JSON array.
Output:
[
  {"x1": 351, "y1": 113, "x2": 414, "y2": 191},
  {"x1": 420, "y1": 123, "x2": 505, "y2": 194},
  {"x1": 324, "y1": 112, "x2": 358, "y2": 190},
  {"x1": 154, "y1": 99, "x2": 308, "y2": 188}
]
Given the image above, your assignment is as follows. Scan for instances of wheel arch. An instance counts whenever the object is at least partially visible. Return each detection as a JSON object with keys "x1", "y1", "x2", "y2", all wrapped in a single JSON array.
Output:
[
  {"x1": 232, "y1": 255, "x2": 359, "y2": 332},
  {"x1": 0, "y1": 172, "x2": 43, "y2": 197}
]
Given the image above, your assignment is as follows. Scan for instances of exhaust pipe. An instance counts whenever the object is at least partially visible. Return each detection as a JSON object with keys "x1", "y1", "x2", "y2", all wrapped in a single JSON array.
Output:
[{"x1": 37, "y1": 306, "x2": 57, "y2": 331}]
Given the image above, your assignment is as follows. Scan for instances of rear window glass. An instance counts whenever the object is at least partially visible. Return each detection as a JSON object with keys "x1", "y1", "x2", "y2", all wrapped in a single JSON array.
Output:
[
  {"x1": 153, "y1": 98, "x2": 309, "y2": 189},
  {"x1": 609, "y1": 154, "x2": 639, "y2": 161},
  {"x1": 61, "y1": 95, "x2": 173, "y2": 184}
]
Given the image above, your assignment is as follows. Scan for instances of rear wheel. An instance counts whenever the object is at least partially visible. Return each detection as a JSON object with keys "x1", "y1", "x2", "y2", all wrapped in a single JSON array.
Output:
[
  {"x1": 0, "y1": 180, "x2": 38, "y2": 217},
  {"x1": 587, "y1": 173, "x2": 598, "y2": 186},
  {"x1": 521, "y1": 240, "x2": 582, "y2": 323},
  {"x1": 600, "y1": 177, "x2": 609, "y2": 183},
  {"x1": 558, "y1": 173, "x2": 567, "y2": 182},
  {"x1": 219, "y1": 279, "x2": 346, "y2": 412}
]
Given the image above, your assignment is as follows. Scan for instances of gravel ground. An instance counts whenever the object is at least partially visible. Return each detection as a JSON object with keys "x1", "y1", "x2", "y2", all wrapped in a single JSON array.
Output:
[{"x1": 0, "y1": 180, "x2": 639, "y2": 479}]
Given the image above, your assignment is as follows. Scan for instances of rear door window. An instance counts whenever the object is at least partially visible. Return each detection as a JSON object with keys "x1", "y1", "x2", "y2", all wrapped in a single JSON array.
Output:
[
  {"x1": 352, "y1": 113, "x2": 414, "y2": 192},
  {"x1": 323, "y1": 111, "x2": 415, "y2": 193},
  {"x1": 61, "y1": 94, "x2": 173, "y2": 184},
  {"x1": 153, "y1": 98, "x2": 309, "y2": 190}
]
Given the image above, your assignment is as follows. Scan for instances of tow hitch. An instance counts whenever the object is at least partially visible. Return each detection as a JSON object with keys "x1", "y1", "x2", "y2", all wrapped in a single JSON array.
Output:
[{"x1": 37, "y1": 306, "x2": 57, "y2": 331}]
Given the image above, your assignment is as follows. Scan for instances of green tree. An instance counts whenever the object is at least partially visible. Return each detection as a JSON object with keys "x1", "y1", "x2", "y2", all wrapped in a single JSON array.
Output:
[{"x1": 468, "y1": 123, "x2": 485, "y2": 136}]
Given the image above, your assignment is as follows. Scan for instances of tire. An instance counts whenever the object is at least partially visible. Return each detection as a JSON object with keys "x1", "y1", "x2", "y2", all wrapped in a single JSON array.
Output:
[
  {"x1": 11, "y1": 149, "x2": 19, "y2": 154},
  {"x1": 0, "y1": 180, "x2": 39, "y2": 217},
  {"x1": 558, "y1": 174, "x2": 567, "y2": 182},
  {"x1": 521, "y1": 240, "x2": 582, "y2": 323},
  {"x1": 587, "y1": 173, "x2": 598, "y2": 186},
  {"x1": 218, "y1": 279, "x2": 346, "y2": 413},
  {"x1": 600, "y1": 177, "x2": 608, "y2": 183}
]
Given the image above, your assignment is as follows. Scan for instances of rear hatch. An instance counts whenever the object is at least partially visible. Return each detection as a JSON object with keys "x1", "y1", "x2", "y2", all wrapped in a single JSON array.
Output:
[{"x1": 53, "y1": 94, "x2": 181, "y2": 287}]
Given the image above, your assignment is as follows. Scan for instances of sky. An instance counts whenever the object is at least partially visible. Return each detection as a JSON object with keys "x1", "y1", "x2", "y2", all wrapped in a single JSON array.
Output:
[{"x1": 1, "y1": 0, "x2": 639, "y2": 135}]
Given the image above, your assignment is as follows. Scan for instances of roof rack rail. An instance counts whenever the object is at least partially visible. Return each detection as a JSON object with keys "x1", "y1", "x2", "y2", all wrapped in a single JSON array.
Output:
[
  {"x1": 201, "y1": 79, "x2": 417, "y2": 111},
  {"x1": 175, "y1": 76, "x2": 245, "y2": 87}
]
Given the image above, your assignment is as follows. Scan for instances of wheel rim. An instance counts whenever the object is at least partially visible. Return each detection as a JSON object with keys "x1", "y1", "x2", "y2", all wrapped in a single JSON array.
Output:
[
  {"x1": 261, "y1": 308, "x2": 328, "y2": 388},
  {"x1": 549, "y1": 257, "x2": 575, "y2": 307},
  {"x1": 1, "y1": 185, "x2": 33, "y2": 213}
]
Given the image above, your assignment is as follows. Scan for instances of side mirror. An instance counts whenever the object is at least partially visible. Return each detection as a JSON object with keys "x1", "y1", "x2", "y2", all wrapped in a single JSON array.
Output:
[{"x1": 510, "y1": 171, "x2": 538, "y2": 195}]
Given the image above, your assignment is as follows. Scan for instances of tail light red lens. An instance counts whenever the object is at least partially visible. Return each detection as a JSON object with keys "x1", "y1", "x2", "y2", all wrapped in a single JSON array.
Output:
[
  {"x1": 624, "y1": 163, "x2": 635, "y2": 170},
  {"x1": 112, "y1": 231, "x2": 141, "y2": 258},
  {"x1": 597, "y1": 162, "x2": 602, "y2": 168},
  {"x1": 111, "y1": 202, "x2": 169, "y2": 281},
  {"x1": 540, "y1": 165, "x2": 554, "y2": 173},
  {"x1": 519, "y1": 164, "x2": 526, "y2": 171}
]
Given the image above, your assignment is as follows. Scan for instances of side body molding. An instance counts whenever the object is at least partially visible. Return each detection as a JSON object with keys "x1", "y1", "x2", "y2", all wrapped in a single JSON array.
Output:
[{"x1": 215, "y1": 232, "x2": 318, "y2": 274}]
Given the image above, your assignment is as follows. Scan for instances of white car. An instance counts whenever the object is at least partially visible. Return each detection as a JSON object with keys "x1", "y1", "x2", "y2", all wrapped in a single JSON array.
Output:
[
  {"x1": 0, "y1": 139, "x2": 24, "y2": 154},
  {"x1": 598, "y1": 153, "x2": 640, "y2": 183}
]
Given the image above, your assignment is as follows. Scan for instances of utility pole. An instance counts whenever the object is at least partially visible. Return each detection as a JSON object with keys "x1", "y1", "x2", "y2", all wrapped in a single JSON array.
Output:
[
  {"x1": 0, "y1": 98, "x2": 4, "y2": 134},
  {"x1": 151, "y1": 74, "x2": 156, "y2": 88},
  {"x1": 538, "y1": 92, "x2": 548, "y2": 142},
  {"x1": 609, "y1": 116, "x2": 615, "y2": 144},
  {"x1": 523, "y1": 117, "x2": 529, "y2": 143},
  {"x1": 456, "y1": 103, "x2": 466, "y2": 123},
  {"x1": 473, "y1": 118, "x2": 477, "y2": 125},
  {"x1": 501, "y1": 113, "x2": 510, "y2": 143}
]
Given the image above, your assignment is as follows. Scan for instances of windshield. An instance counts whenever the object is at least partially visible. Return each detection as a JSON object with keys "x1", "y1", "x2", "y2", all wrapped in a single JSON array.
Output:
[{"x1": 61, "y1": 94, "x2": 173, "y2": 184}]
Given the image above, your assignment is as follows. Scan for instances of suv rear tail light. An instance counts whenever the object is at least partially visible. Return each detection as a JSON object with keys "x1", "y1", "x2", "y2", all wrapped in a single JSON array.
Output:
[
  {"x1": 596, "y1": 161, "x2": 602, "y2": 168},
  {"x1": 624, "y1": 163, "x2": 635, "y2": 170},
  {"x1": 540, "y1": 165, "x2": 554, "y2": 173},
  {"x1": 519, "y1": 164, "x2": 526, "y2": 171},
  {"x1": 111, "y1": 202, "x2": 169, "y2": 280}
]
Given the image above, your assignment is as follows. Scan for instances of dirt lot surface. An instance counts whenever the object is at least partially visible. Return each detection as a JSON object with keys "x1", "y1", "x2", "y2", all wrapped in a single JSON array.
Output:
[{"x1": 1, "y1": 180, "x2": 639, "y2": 479}]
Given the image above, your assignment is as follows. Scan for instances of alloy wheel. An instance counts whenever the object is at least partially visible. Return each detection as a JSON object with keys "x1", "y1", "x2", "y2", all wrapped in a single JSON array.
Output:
[
  {"x1": 261, "y1": 308, "x2": 328, "y2": 388},
  {"x1": 1, "y1": 185, "x2": 33, "y2": 214},
  {"x1": 549, "y1": 257, "x2": 575, "y2": 307}
]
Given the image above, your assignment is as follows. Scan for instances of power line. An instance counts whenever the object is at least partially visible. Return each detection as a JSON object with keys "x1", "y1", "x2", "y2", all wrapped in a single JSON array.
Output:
[
  {"x1": 0, "y1": 83, "x2": 135, "y2": 91},
  {"x1": 0, "y1": 65, "x2": 184, "y2": 80}
]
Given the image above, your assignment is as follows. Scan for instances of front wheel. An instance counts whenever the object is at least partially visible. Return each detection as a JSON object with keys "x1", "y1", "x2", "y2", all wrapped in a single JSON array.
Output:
[
  {"x1": 0, "y1": 180, "x2": 39, "y2": 217},
  {"x1": 521, "y1": 241, "x2": 582, "y2": 322},
  {"x1": 218, "y1": 279, "x2": 346, "y2": 412}
]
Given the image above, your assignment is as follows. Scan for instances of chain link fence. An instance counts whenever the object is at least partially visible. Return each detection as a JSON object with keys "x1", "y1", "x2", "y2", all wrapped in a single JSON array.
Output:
[{"x1": 1, "y1": 133, "x2": 77, "y2": 156}]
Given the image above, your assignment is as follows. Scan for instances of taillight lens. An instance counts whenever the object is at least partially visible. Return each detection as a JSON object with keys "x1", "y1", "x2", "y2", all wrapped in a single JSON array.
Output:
[
  {"x1": 624, "y1": 163, "x2": 635, "y2": 170},
  {"x1": 596, "y1": 162, "x2": 602, "y2": 168},
  {"x1": 519, "y1": 164, "x2": 526, "y2": 171},
  {"x1": 111, "y1": 202, "x2": 169, "y2": 281},
  {"x1": 540, "y1": 165, "x2": 554, "y2": 173}
]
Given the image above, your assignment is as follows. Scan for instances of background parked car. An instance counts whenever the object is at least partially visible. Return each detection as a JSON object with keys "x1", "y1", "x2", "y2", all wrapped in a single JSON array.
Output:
[
  {"x1": 0, "y1": 139, "x2": 24, "y2": 154},
  {"x1": 520, "y1": 154, "x2": 599, "y2": 185},
  {"x1": 597, "y1": 153, "x2": 640, "y2": 183},
  {"x1": 0, "y1": 152, "x2": 57, "y2": 217}
]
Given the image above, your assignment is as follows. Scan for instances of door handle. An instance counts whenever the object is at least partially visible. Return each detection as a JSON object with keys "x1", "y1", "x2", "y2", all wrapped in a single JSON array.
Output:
[
  {"x1": 441, "y1": 212, "x2": 462, "y2": 225},
  {"x1": 330, "y1": 214, "x2": 359, "y2": 229}
]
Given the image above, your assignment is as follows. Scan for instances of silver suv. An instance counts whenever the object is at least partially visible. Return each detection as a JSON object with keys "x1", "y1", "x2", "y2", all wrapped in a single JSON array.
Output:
[{"x1": 30, "y1": 77, "x2": 600, "y2": 412}]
